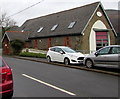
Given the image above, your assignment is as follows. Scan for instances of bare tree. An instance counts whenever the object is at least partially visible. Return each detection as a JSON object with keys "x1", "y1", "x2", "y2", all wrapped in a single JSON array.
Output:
[
  {"x1": 0, "y1": 12, "x2": 17, "y2": 34},
  {"x1": 0, "y1": 12, "x2": 16, "y2": 27}
]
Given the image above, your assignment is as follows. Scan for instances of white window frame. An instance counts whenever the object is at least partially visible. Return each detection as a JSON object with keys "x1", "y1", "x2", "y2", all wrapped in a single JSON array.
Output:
[
  {"x1": 37, "y1": 27, "x2": 43, "y2": 32},
  {"x1": 68, "y1": 21, "x2": 76, "y2": 29},
  {"x1": 51, "y1": 24, "x2": 58, "y2": 31}
]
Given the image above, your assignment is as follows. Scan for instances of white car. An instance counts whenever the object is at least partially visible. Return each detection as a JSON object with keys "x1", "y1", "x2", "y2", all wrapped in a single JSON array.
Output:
[{"x1": 46, "y1": 46, "x2": 84, "y2": 65}]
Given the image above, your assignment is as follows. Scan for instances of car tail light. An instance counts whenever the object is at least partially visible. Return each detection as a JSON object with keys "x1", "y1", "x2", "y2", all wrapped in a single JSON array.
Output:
[{"x1": 1, "y1": 67, "x2": 13, "y2": 83}]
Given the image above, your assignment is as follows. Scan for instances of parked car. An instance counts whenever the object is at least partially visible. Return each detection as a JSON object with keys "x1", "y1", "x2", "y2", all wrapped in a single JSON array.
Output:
[
  {"x1": 83, "y1": 45, "x2": 120, "y2": 68},
  {"x1": 0, "y1": 56, "x2": 13, "y2": 99},
  {"x1": 46, "y1": 46, "x2": 84, "y2": 65}
]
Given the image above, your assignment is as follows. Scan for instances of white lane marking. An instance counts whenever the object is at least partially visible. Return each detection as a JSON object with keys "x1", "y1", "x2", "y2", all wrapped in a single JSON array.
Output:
[{"x1": 22, "y1": 74, "x2": 76, "y2": 96}]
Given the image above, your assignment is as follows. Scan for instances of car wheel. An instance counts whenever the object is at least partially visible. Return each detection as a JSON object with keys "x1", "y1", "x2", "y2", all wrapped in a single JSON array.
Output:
[
  {"x1": 64, "y1": 58, "x2": 70, "y2": 65},
  {"x1": 85, "y1": 59, "x2": 93, "y2": 68},
  {"x1": 47, "y1": 56, "x2": 51, "y2": 62}
]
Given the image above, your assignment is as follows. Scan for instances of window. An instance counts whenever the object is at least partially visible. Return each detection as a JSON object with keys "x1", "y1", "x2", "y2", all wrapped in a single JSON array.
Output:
[
  {"x1": 34, "y1": 40, "x2": 38, "y2": 49},
  {"x1": 51, "y1": 24, "x2": 58, "y2": 31},
  {"x1": 50, "y1": 48, "x2": 55, "y2": 51},
  {"x1": 64, "y1": 37, "x2": 70, "y2": 47},
  {"x1": 62, "y1": 47, "x2": 76, "y2": 53},
  {"x1": 48, "y1": 38, "x2": 51, "y2": 48},
  {"x1": 96, "y1": 32, "x2": 109, "y2": 50},
  {"x1": 55, "y1": 48, "x2": 63, "y2": 53},
  {"x1": 37, "y1": 27, "x2": 43, "y2": 32},
  {"x1": 111, "y1": 47, "x2": 120, "y2": 54},
  {"x1": 68, "y1": 21, "x2": 76, "y2": 29},
  {"x1": 98, "y1": 47, "x2": 110, "y2": 55}
]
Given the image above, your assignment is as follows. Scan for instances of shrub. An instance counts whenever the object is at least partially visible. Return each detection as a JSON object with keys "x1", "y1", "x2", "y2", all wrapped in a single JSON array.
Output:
[
  {"x1": 19, "y1": 52, "x2": 46, "y2": 58},
  {"x1": 11, "y1": 39, "x2": 24, "y2": 55}
]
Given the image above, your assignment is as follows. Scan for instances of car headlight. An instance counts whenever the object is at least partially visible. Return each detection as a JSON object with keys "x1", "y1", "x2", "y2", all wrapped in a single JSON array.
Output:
[{"x1": 69, "y1": 55, "x2": 74, "y2": 57}]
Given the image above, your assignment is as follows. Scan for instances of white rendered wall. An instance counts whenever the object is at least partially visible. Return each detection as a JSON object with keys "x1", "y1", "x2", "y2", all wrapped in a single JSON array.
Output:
[{"x1": 89, "y1": 20, "x2": 109, "y2": 53}]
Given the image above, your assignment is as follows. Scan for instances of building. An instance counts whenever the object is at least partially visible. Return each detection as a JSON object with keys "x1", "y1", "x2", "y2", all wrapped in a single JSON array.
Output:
[
  {"x1": 2, "y1": 2, "x2": 117, "y2": 54},
  {"x1": 2, "y1": 30, "x2": 30, "y2": 55},
  {"x1": 105, "y1": 10, "x2": 120, "y2": 44}
]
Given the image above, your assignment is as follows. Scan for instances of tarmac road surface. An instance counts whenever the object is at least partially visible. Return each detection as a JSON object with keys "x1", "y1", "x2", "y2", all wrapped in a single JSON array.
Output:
[{"x1": 3, "y1": 56, "x2": 119, "y2": 98}]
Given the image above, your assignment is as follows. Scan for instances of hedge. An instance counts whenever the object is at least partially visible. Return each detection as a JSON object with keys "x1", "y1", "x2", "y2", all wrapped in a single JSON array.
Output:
[{"x1": 19, "y1": 52, "x2": 46, "y2": 58}]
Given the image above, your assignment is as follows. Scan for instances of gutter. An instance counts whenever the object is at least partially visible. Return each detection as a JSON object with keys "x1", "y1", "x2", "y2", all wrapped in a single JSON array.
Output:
[{"x1": 12, "y1": 56, "x2": 120, "y2": 77}]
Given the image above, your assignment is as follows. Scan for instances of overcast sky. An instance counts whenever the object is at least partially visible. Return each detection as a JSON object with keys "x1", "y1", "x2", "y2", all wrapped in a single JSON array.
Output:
[{"x1": 0, "y1": 0, "x2": 119, "y2": 26}]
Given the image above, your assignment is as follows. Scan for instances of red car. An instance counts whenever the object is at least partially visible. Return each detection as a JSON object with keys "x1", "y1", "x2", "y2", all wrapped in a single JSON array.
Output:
[{"x1": 0, "y1": 56, "x2": 13, "y2": 99}]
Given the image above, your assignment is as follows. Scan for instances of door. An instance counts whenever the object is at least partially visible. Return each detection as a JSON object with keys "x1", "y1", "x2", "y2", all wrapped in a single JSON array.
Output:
[
  {"x1": 3, "y1": 39, "x2": 10, "y2": 55},
  {"x1": 54, "y1": 48, "x2": 64, "y2": 62},
  {"x1": 94, "y1": 47, "x2": 111, "y2": 66},
  {"x1": 108, "y1": 46, "x2": 120, "y2": 68}
]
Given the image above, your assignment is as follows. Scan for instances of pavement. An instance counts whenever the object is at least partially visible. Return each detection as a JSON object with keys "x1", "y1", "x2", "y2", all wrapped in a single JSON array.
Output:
[{"x1": 10, "y1": 55, "x2": 120, "y2": 77}]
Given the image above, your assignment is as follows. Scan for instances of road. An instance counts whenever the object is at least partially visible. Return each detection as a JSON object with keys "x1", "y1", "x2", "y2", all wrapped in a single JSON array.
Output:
[{"x1": 3, "y1": 57, "x2": 118, "y2": 97}]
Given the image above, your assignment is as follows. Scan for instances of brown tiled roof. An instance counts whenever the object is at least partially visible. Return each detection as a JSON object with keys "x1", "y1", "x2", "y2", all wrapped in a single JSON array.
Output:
[{"x1": 21, "y1": 2, "x2": 100, "y2": 39}]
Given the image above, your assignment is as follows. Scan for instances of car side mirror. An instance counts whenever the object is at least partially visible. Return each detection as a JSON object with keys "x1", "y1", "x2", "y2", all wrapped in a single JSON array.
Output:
[
  {"x1": 60, "y1": 51, "x2": 65, "y2": 54},
  {"x1": 95, "y1": 52, "x2": 99, "y2": 56}
]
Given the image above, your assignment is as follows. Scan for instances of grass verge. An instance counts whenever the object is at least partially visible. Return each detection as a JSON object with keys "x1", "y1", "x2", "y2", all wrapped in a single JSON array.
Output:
[{"x1": 19, "y1": 52, "x2": 46, "y2": 58}]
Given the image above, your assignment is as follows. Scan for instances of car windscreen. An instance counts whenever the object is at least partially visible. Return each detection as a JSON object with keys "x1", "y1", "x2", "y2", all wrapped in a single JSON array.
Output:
[
  {"x1": 0, "y1": 58, "x2": 5, "y2": 67},
  {"x1": 62, "y1": 47, "x2": 76, "y2": 53}
]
